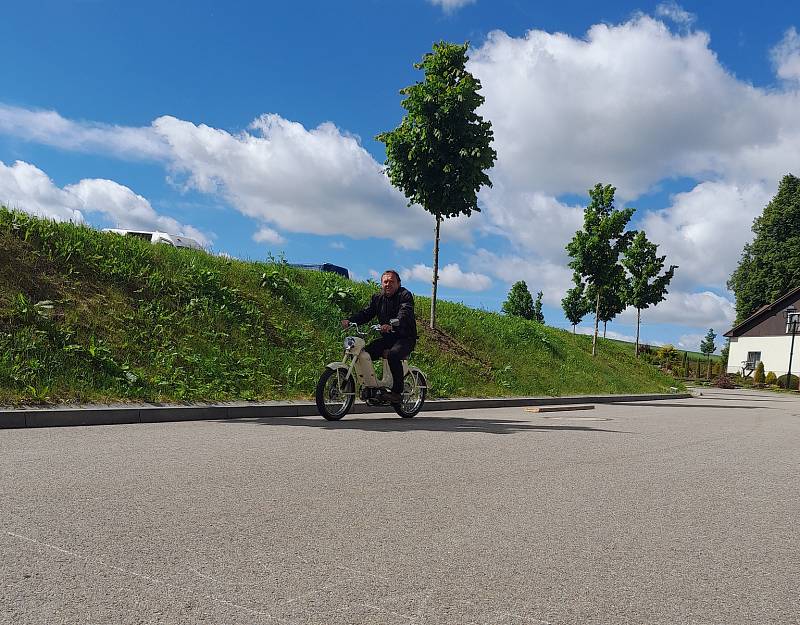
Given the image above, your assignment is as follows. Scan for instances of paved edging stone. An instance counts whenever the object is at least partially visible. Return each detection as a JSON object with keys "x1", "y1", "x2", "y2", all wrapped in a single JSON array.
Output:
[{"x1": 0, "y1": 393, "x2": 692, "y2": 429}]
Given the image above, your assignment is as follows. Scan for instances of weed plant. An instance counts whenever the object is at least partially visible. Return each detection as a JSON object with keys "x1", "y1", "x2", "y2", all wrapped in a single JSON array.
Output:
[{"x1": 0, "y1": 207, "x2": 678, "y2": 405}]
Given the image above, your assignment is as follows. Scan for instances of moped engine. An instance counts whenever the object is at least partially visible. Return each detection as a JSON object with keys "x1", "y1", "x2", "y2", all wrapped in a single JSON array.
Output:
[{"x1": 361, "y1": 387, "x2": 389, "y2": 405}]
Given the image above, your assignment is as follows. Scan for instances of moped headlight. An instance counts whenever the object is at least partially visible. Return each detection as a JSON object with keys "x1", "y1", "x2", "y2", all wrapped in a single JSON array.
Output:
[{"x1": 343, "y1": 337, "x2": 356, "y2": 350}]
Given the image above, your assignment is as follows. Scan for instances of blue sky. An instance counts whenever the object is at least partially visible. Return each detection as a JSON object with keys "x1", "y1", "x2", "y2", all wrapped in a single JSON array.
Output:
[{"x1": 2, "y1": 0, "x2": 799, "y2": 352}]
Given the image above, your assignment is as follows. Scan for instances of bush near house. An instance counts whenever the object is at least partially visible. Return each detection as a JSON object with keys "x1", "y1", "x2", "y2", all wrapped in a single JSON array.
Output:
[
  {"x1": 754, "y1": 361, "x2": 765, "y2": 385},
  {"x1": 766, "y1": 371, "x2": 777, "y2": 385}
]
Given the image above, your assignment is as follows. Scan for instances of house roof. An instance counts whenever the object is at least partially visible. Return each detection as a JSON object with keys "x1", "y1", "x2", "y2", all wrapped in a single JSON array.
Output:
[{"x1": 724, "y1": 285, "x2": 800, "y2": 337}]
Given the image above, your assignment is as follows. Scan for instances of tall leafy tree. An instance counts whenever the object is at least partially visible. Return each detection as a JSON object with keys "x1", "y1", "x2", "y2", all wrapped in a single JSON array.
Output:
[
  {"x1": 561, "y1": 281, "x2": 588, "y2": 333},
  {"x1": 700, "y1": 328, "x2": 717, "y2": 378},
  {"x1": 728, "y1": 174, "x2": 800, "y2": 322},
  {"x1": 502, "y1": 280, "x2": 535, "y2": 320},
  {"x1": 566, "y1": 184, "x2": 635, "y2": 355},
  {"x1": 532, "y1": 291, "x2": 545, "y2": 323},
  {"x1": 378, "y1": 41, "x2": 496, "y2": 329},
  {"x1": 622, "y1": 231, "x2": 677, "y2": 356}
]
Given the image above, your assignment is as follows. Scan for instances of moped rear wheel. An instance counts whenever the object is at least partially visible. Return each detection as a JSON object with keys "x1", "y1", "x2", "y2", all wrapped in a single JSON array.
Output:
[
  {"x1": 393, "y1": 370, "x2": 427, "y2": 418},
  {"x1": 315, "y1": 367, "x2": 355, "y2": 421}
]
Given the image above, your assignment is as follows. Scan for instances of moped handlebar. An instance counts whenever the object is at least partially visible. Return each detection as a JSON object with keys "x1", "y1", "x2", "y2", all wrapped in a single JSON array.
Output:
[{"x1": 344, "y1": 319, "x2": 400, "y2": 335}]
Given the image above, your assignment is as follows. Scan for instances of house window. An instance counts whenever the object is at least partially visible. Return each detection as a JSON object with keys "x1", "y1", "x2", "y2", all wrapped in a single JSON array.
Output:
[{"x1": 747, "y1": 351, "x2": 761, "y2": 365}]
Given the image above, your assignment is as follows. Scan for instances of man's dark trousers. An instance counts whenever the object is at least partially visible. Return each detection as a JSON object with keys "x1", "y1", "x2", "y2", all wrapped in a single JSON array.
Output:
[{"x1": 365, "y1": 335, "x2": 415, "y2": 394}]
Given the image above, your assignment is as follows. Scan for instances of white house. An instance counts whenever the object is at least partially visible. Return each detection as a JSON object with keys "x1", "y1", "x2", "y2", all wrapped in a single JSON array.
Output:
[{"x1": 725, "y1": 286, "x2": 800, "y2": 377}]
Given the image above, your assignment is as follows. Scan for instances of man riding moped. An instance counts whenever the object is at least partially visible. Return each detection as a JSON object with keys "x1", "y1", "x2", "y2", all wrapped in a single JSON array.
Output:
[{"x1": 342, "y1": 269, "x2": 417, "y2": 403}]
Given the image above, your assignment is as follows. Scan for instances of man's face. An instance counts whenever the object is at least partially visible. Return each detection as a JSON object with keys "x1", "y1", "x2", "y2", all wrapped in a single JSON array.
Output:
[{"x1": 381, "y1": 272, "x2": 399, "y2": 297}]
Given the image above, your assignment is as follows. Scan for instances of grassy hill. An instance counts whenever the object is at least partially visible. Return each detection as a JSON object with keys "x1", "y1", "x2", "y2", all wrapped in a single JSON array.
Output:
[{"x1": 0, "y1": 207, "x2": 680, "y2": 405}]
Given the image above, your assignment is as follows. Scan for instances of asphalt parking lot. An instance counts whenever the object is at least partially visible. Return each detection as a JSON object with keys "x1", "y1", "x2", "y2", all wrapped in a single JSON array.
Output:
[{"x1": 2, "y1": 388, "x2": 798, "y2": 625}]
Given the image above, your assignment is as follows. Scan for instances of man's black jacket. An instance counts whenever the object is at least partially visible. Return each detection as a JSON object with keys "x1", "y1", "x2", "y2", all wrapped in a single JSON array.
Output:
[{"x1": 348, "y1": 287, "x2": 418, "y2": 340}]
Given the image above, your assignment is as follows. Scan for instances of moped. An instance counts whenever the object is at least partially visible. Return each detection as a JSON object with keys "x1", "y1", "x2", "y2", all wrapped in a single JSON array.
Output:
[{"x1": 315, "y1": 319, "x2": 428, "y2": 420}]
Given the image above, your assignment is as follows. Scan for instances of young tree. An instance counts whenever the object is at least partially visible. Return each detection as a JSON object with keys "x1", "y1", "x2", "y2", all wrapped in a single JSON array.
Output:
[
  {"x1": 566, "y1": 184, "x2": 635, "y2": 355},
  {"x1": 700, "y1": 328, "x2": 717, "y2": 378},
  {"x1": 622, "y1": 231, "x2": 677, "y2": 356},
  {"x1": 682, "y1": 350, "x2": 689, "y2": 378},
  {"x1": 378, "y1": 42, "x2": 496, "y2": 329},
  {"x1": 585, "y1": 267, "x2": 628, "y2": 338},
  {"x1": 561, "y1": 281, "x2": 588, "y2": 333},
  {"x1": 533, "y1": 291, "x2": 545, "y2": 323},
  {"x1": 502, "y1": 280, "x2": 534, "y2": 320},
  {"x1": 728, "y1": 174, "x2": 800, "y2": 322}
]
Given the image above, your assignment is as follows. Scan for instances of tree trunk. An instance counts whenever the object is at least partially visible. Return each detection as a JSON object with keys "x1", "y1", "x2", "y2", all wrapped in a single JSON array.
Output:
[
  {"x1": 635, "y1": 308, "x2": 641, "y2": 357},
  {"x1": 603, "y1": 321, "x2": 607, "y2": 338},
  {"x1": 430, "y1": 216, "x2": 441, "y2": 330},
  {"x1": 572, "y1": 323, "x2": 576, "y2": 334},
  {"x1": 592, "y1": 289, "x2": 600, "y2": 356}
]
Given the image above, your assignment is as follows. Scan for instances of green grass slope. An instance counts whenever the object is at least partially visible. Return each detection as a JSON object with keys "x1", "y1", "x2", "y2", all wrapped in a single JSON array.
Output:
[{"x1": 0, "y1": 207, "x2": 679, "y2": 405}]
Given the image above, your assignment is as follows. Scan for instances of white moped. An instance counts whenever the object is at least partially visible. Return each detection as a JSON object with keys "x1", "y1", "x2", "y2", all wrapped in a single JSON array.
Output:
[{"x1": 315, "y1": 320, "x2": 428, "y2": 420}]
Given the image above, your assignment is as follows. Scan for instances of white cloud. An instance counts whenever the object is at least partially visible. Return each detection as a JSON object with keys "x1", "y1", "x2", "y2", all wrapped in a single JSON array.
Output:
[
  {"x1": 677, "y1": 333, "x2": 704, "y2": 352},
  {"x1": 0, "y1": 159, "x2": 209, "y2": 245},
  {"x1": 252, "y1": 226, "x2": 285, "y2": 245},
  {"x1": 640, "y1": 180, "x2": 771, "y2": 289},
  {"x1": 655, "y1": 2, "x2": 696, "y2": 28},
  {"x1": 771, "y1": 27, "x2": 800, "y2": 83},
  {"x1": 0, "y1": 104, "x2": 168, "y2": 160},
  {"x1": 469, "y1": 249, "x2": 574, "y2": 305},
  {"x1": 618, "y1": 290, "x2": 735, "y2": 330},
  {"x1": 330, "y1": 241, "x2": 346, "y2": 250},
  {"x1": 468, "y1": 16, "x2": 800, "y2": 198},
  {"x1": 0, "y1": 160, "x2": 85, "y2": 223},
  {"x1": 0, "y1": 106, "x2": 455, "y2": 249},
  {"x1": 153, "y1": 114, "x2": 442, "y2": 249},
  {"x1": 479, "y1": 186, "x2": 583, "y2": 258},
  {"x1": 402, "y1": 263, "x2": 492, "y2": 291},
  {"x1": 428, "y1": 0, "x2": 475, "y2": 13}
]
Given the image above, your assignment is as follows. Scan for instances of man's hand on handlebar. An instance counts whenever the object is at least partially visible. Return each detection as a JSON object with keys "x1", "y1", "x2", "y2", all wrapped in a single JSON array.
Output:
[
  {"x1": 341, "y1": 319, "x2": 350, "y2": 329},
  {"x1": 380, "y1": 324, "x2": 392, "y2": 333}
]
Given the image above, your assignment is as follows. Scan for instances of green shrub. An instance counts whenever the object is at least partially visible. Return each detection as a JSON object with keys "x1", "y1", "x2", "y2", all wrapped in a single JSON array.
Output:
[
  {"x1": 776, "y1": 373, "x2": 799, "y2": 390},
  {"x1": 765, "y1": 371, "x2": 777, "y2": 385},
  {"x1": 753, "y1": 361, "x2": 765, "y2": 384}
]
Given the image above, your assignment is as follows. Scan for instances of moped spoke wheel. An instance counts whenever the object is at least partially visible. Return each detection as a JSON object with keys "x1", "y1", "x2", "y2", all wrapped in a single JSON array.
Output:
[
  {"x1": 393, "y1": 370, "x2": 427, "y2": 418},
  {"x1": 315, "y1": 368, "x2": 355, "y2": 421}
]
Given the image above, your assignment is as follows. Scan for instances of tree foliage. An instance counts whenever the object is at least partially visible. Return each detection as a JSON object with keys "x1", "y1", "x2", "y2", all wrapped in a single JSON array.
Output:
[
  {"x1": 561, "y1": 281, "x2": 589, "y2": 332},
  {"x1": 377, "y1": 41, "x2": 496, "y2": 329},
  {"x1": 622, "y1": 231, "x2": 677, "y2": 355},
  {"x1": 700, "y1": 328, "x2": 717, "y2": 378},
  {"x1": 585, "y1": 267, "x2": 628, "y2": 337},
  {"x1": 502, "y1": 280, "x2": 535, "y2": 320},
  {"x1": 728, "y1": 174, "x2": 800, "y2": 322},
  {"x1": 566, "y1": 184, "x2": 635, "y2": 355},
  {"x1": 533, "y1": 290, "x2": 544, "y2": 323}
]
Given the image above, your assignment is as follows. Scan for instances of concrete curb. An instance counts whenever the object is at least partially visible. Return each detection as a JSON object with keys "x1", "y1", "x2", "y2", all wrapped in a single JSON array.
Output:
[{"x1": 0, "y1": 393, "x2": 692, "y2": 429}]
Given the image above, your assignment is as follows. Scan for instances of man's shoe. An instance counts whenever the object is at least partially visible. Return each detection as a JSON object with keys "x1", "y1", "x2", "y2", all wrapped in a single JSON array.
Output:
[{"x1": 383, "y1": 391, "x2": 402, "y2": 403}]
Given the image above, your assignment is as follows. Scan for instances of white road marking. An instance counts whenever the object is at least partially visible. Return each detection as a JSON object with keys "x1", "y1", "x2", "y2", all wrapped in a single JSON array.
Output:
[{"x1": 5, "y1": 530, "x2": 281, "y2": 622}]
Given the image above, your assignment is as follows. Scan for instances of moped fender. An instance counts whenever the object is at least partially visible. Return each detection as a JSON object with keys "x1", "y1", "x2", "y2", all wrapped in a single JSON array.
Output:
[
  {"x1": 325, "y1": 361, "x2": 348, "y2": 371},
  {"x1": 408, "y1": 366, "x2": 427, "y2": 387}
]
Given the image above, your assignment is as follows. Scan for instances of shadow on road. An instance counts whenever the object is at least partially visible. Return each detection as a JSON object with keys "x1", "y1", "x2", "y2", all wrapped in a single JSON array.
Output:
[{"x1": 220, "y1": 415, "x2": 632, "y2": 435}]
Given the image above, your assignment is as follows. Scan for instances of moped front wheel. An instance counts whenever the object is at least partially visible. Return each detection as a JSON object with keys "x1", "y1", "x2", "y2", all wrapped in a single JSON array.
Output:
[
  {"x1": 393, "y1": 370, "x2": 427, "y2": 418},
  {"x1": 315, "y1": 367, "x2": 355, "y2": 420}
]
